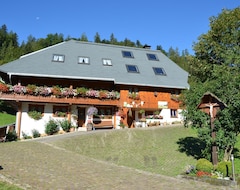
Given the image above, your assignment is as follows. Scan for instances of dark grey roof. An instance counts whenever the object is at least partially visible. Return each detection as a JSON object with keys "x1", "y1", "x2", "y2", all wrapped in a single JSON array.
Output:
[{"x1": 0, "y1": 40, "x2": 189, "y2": 89}]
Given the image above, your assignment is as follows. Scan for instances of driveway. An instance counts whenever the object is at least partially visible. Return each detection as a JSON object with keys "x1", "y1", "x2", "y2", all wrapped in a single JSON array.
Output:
[{"x1": 0, "y1": 129, "x2": 238, "y2": 190}]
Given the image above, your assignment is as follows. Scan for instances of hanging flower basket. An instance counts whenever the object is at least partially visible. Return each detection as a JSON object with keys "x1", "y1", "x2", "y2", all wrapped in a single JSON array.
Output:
[{"x1": 87, "y1": 106, "x2": 98, "y2": 116}]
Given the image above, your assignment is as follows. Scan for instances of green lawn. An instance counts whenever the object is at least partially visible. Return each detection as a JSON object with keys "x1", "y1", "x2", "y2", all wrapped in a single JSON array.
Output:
[
  {"x1": 0, "y1": 181, "x2": 22, "y2": 190},
  {"x1": 52, "y1": 127, "x2": 200, "y2": 176},
  {"x1": 0, "y1": 113, "x2": 16, "y2": 126}
]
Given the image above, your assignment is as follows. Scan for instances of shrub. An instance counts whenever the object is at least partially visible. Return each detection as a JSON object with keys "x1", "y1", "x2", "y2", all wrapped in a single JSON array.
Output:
[
  {"x1": 216, "y1": 161, "x2": 232, "y2": 177},
  {"x1": 45, "y1": 119, "x2": 59, "y2": 135},
  {"x1": 196, "y1": 158, "x2": 214, "y2": 173},
  {"x1": 32, "y1": 129, "x2": 41, "y2": 138},
  {"x1": 58, "y1": 119, "x2": 71, "y2": 132},
  {"x1": 26, "y1": 84, "x2": 37, "y2": 95},
  {"x1": 22, "y1": 131, "x2": 32, "y2": 139},
  {"x1": 6, "y1": 130, "x2": 18, "y2": 141}
]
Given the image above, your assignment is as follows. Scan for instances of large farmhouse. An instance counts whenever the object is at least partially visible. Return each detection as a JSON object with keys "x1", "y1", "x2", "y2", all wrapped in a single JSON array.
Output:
[{"x1": 0, "y1": 40, "x2": 189, "y2": 138}]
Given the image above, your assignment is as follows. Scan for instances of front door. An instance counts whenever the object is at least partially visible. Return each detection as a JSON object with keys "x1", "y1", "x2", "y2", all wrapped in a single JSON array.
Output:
[
  {"x1": 78, "y1": 107, "x2": 86, "y2": 127},
  {"x1": 127, "y1": 109, "x2": 135, "y2": 128}
]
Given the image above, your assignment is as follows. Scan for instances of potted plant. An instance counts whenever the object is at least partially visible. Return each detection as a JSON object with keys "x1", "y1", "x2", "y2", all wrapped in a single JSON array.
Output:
[
  {"x1": 28, "y1": 110, "x2": 43, "y2": 120},
  {"x1": 0, "y1": 82, "x2": 9, "y2": 93}
]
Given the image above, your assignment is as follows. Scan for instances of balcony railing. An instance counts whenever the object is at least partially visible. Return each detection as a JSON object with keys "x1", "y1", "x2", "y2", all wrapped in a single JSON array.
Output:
[{"x1": 0, "y1": 93, "x2": 120, "y2": 106}]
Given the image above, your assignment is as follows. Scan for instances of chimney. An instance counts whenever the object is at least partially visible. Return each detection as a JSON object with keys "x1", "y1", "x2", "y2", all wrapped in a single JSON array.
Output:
[{"x1": 143, "y1": 44, "x2": 151, "y2": 49}]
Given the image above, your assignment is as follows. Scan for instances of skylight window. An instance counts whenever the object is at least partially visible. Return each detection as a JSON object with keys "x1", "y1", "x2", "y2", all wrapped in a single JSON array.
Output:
[
  {"x1": 102, "y1": 59, "x2": 112, "y2": 66},
  {"x1": 153, "y1": 67, "x2": 166, "y2": 75},
  {"x1": 78, "y1": 56, "x2": 90, "y2": 64},
  {"x1": 147, "y1": 53, "x2": 159, "y2": 61},
  {"x1": 52, "y1": 54, "x2": 65, "y2": 62},
  {"x1": 122, "y1": 51, "x2": 134, "y2": 58},
  {"x1": 126, "y1": 65, "x2": 139, "y2": 73}
]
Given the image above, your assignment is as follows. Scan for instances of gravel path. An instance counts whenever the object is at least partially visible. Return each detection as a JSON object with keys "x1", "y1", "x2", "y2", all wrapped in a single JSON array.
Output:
[{"x1": 0, "y1": 129, "x2": 238, "y2": 190}]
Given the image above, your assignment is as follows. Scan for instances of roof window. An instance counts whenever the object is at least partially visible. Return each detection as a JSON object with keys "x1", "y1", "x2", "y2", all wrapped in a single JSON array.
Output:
[
  {"x1": 147, "y1": 53, "x2": 159, "y2": 61},
  {"x1": 78, "y1": 56, "x2": 90, "y2": 64},
  {"x1": 52, "y1": 54, "x2": 65, "y2": 62},
  {"x1": 122, "y1": 51, "x2": 134, "y2": 58},
  {"x1": 102, "y1": 59, "x2": 112, "y2": 66},
  {"x1": 153, "y1": 67, "x2": 166, "y2": 75},
  {"x1": 126, "y1": 64, "x2": 139, "y2": 73}
]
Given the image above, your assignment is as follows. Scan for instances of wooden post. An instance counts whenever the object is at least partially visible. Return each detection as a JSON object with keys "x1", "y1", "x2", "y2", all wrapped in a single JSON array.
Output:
[
  {"x1": 210, "y1": 116, "x2": 218, "y2": 166},
  {"x1": 197, "y1": 92, "x2": 227, "y2": 166},
  {"x1": 16, "y1": 102, "x2": 22, "y2": 138}
]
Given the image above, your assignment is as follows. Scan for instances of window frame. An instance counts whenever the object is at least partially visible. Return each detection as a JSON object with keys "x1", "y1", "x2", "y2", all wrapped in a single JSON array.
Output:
[
  {"x1": 126, "y1": 64, "x2": 139, "y2": 73},
  {"x1": 52, "y1": 54, "x2": 65, "y2": 62},
  {"x1": 28, "y1": 104, "x2": 44, "y2": 114},
  {"x1": 122, "y1": 50, "x2": 134, "y2": 58},
  {"x1": 53, "y1": 105, "x2": 68, "y2": 117},
  {"x1": 152, "y1": 67, "x2": 166, "y2": 76},
  {"x1": 146, "y1": 53, "x2": 159, "y2": 61},
  {"x1": 102, "y1": 58, "x2": 112, "y2": 66},
  {"x1": 170, "y1": 109, "x2": 178, "y2": 118},
  {"x1": 78, "y1": 56, "x2": 90, "y2": 64}
]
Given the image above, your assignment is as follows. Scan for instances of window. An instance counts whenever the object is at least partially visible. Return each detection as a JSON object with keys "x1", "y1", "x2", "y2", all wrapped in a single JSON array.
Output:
[
  {"x1": 147, "y1": 53, "x2": 159, "y2": 61},
  {"x1": 126, "y1": 65, "x2": 139, "y2": 73},
  {"x1": 53, "y1": 105, "x2": 68, "y2": 117},
  {"x1": 78, "y1": 56, "x2": 90, "y2": 64},
  {"x1": 170, "y1": 109, "x2": 178, "y2": 118},
  {"x1": 102, "y1": 59, "x2": 112, "y2": 66},
  {"x1": 29, "y1": 104, "x2": 44, "y2": 113},
  {"x1": 52, "y1": 54, "x2": 65, "y2": 62},
  {"x1": 153, "y1": 67, "x2": 166, "y2": 75},
  {"x1": 122, "y1": 51, "x2": 134, "y2": 58}
]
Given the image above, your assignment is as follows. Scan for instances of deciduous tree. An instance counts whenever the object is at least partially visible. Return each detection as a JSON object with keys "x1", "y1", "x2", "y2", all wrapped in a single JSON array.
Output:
[{"x1": 182, "y1": 7, "x2": 240, "y2": 162}]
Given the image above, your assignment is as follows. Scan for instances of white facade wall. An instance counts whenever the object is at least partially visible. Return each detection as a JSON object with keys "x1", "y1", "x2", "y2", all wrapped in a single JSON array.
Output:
[
  {"x1": 134, "y1": 108, "x2": 184, "y2": 126},
  {"x1": 17, "y1": 103, "x2": 79, "y2": 138},
  {"x1": 159, "y1": 109, "x2": 183, "y2": 124},
  {"x1": 15, "y1": 103, "x2": 185, "y2": 138}
]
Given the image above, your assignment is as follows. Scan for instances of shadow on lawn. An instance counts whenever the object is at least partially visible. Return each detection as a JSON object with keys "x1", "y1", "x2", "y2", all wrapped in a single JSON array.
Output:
[{"x1": 177, "y1": 137, "x2": 206, "y2": 159}]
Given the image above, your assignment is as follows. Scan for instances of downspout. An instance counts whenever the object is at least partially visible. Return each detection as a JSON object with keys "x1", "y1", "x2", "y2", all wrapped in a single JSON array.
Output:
[{"x1": 8, "y1": 73, "x2": 12, "y2": 84}]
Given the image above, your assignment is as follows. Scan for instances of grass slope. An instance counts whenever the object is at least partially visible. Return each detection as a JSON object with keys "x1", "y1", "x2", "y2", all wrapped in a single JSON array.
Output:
[
  {"x1": 0, "y1": 113, "x2": 16, "y2": 126},
  {"x1": 52, "y1": 126, "x2": 199, "y2": 176}
]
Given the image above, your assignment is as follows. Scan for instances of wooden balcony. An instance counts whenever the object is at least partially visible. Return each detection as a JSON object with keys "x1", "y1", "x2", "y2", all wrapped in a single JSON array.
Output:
[{"x1": 0, "y1": 93, "x2": 120, "y2": 106}]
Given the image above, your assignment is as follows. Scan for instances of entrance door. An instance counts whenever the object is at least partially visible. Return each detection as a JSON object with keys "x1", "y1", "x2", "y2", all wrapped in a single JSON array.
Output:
[
  {"x1": 127, "y1": 109, "x2": 135, "y2": 128},
  {"x1": 78, "y1": 107, "x2": 86, "y2": 127}
]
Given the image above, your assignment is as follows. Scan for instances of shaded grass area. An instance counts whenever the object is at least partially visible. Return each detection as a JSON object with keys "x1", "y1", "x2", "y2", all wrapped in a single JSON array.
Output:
[
  {"x1": 51, "y1": 126, "x2": 199, "y2": 176},
  {"x1": 0, "y1": 113, "x2": 16, "y2": 126}
]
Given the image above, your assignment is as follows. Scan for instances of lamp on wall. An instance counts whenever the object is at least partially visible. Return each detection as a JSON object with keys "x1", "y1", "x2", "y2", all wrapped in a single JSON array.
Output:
[{"x1": 154, "y1": 91, "x2": 158, "y2": 97}]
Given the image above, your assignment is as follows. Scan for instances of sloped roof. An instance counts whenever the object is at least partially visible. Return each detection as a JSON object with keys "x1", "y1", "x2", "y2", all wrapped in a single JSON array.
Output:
[{"x1": 0, "y1": 40, "x2": 189, "y2": 89}]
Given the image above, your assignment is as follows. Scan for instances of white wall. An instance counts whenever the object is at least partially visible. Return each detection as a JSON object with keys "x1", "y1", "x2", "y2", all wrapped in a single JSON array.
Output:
[
  {"x1": 160, "y1": 109, "x2": 183, "y2": 124},
  {"x1": 18, "y1": 103, "x2": 79, "y2": 138}
]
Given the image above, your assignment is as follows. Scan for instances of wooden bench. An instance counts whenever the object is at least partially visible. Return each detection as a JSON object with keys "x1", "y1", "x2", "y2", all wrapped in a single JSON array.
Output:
[{"x1": 92, "y1": 119, "x2": 113, "y2": 129}]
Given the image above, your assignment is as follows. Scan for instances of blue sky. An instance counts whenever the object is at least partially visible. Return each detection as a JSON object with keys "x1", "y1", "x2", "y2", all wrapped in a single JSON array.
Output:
[{"x1": 0, "y1": 0, "x2": 239, "y2": 54}]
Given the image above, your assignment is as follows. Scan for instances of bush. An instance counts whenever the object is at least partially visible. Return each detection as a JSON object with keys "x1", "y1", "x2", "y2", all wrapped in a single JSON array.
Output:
[
  {"x1": 32, "y1": 129, "x2": 41, "y2": 138},
  {"x1": 45, "y1": 119, "x2": 59, "y2": 135},
  {"x1": 58, "y1": 119, "x2": 71, "y2": 132},
  {"x1": 6, "y1": 130, "x2": 18, "y2": 141},
  {"x1": 216, "y1": 161, "x2": 232, "y2": 177},
  {"x1": 196, "y1": 158, "x2": 214, "y2": 173},
  {"x1": 22, "y1": 131, "x2": 32, "y2": 139}
]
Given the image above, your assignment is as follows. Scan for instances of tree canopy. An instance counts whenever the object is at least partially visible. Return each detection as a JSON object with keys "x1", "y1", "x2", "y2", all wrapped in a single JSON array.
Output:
[{"x1": 182, "y1": 7, "x2": 240, "y2": 162}]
